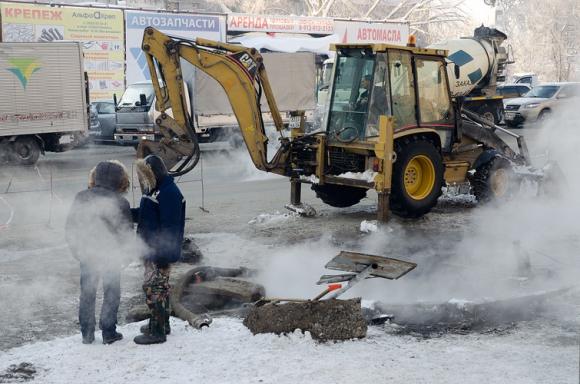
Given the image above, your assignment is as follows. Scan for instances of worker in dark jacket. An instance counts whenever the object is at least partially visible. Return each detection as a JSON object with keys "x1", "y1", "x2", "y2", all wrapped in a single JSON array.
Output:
[
  {"x1": 133, "y1": 155, "x2": 185, "y2": 345},
  {"x1": 65, "y1": 160, "x2": 133, "y2": 345}
]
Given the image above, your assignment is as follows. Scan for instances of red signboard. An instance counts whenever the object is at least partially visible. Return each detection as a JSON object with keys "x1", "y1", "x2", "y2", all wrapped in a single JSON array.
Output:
[{"x1": 228, "y1": 13, "x2": 334, "y2": 35}]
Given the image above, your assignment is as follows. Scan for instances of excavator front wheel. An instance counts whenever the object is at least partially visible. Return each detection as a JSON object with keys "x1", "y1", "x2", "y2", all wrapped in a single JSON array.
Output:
[
  {"x1": 390, "y1": 137, "x2": 444, "y2": 218},
  {"x1": 471, "y1": 157, "x2": 515, "y2": 203}
]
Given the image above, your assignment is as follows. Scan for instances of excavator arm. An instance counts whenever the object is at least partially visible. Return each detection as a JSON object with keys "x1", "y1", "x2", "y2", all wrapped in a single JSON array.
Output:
[{"x1": 137, "y1": 27, "x2": 291, "y2": 176}]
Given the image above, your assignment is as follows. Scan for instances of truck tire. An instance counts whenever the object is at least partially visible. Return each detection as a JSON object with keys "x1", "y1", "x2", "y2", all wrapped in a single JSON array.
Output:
[
  {"x1": 478, "y1": 105, "x2": 500, "y2": 126},
  {"x1": 13, "y1": 137, "x2": 41, "y2": 166},
  {"x1": 390, "y1": 136, "x2": 444, "y2": 218},
  {"x1": 312, "y1": 184, "x2": 367, "y2": 208},
  {"x1": 471, "y1": 157, "x2": 514, "y2": 203}
]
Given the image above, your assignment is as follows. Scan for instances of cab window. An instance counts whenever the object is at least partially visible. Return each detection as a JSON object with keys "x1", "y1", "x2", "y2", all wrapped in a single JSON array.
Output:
[
  {"x1": 97, "y1": 103, "x2": 116, "y2": 114},
  {"x1": 415, "y1": 58, "x2": 453, "y2": 125},
  {"x1": 365, "y1": 53, "x2": 391, "y2": 137},
  {"x1": 389, "y1": 50, "x2": 417, "y2": 129},
  {"x1": 327, "y1": 51, "x2": 375, "y2": 140}
]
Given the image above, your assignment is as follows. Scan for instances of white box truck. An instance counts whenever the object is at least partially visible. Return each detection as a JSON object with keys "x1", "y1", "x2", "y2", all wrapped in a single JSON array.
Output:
[
  {"x1": 114, "y1": 52, "x2": 317, "y2": 148},
  {"x1": 0, "y1": 42, "x2": 88, "y2": 165}
]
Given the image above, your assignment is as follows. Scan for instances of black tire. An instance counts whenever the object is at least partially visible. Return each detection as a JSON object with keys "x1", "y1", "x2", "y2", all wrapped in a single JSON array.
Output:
[
  {"x1": 311, "y1": 184, "x2": 367, "y2": 208},
  {"x1": 505, "y1": 121, "x2": 521, "y2": 129},
  {"x1": 390, "y1": 136, "x2": 444, "y2": 218},
  {"x1": 477, "y1": 105, "x2": 501, "y2": 126},
  {"x1": 13, "y1": 137, "x2": 41, "y2": 165},
  {"x1": 537, "y1": 109, "x2": 551, "y2": 122},
  {"x1": 471, "y1": 157, "x2": 515, "y2": 203}
]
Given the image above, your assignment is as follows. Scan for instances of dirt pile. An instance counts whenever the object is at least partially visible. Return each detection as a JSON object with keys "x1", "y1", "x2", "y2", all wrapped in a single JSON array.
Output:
[{"x1": 244, "y1": 298, "x2": 367, "y2": 341}]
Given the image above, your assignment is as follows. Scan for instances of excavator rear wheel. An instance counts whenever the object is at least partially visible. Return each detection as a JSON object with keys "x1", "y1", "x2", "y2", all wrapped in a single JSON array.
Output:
[
  {"x1": 311, "y1": 184, "x2": 367, "y2": 208},
  {"x1": 390, "y1": 136, "x2": 444, "y2": 218},
  {"x1": 471, "y1": 157, "x2": 515, "y2": 203}
]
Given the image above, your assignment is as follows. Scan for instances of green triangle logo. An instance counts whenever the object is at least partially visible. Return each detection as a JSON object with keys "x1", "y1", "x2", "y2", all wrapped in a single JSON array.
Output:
[{"x1": 7, "y1": 58, "x2": 42, "y2": 89}]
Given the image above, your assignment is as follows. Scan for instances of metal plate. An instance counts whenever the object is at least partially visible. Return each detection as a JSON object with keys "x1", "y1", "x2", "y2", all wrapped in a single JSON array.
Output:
[{"x1": 325, "y1": 251, "x2": 417, "y2": 280}]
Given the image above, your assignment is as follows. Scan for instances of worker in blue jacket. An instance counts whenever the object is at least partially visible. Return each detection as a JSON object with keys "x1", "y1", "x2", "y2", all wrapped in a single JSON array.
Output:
[{"x1": 133, "y1": 155, "x2": 185, "y2": 345}]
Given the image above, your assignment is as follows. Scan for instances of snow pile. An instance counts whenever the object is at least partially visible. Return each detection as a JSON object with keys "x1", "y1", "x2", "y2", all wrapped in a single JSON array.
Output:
[
  {"x1": 337, "y1": 169, "x2": 377, "y2": 183},
  {"x1": 248, "y1": 211, "x2": 297, "y2": 225},
  {"x1": 299, "y1": 174, "x2": 319, "y2": 184},
  {"x1": 0, "y1": 317, "x2": 576, "y2": 384},
  {"x1": 439, "y1": 185, "x2": 477, "y2": 205},
  {"x1": 447, "y1": 298, "x2": 474, "y2": 309},
  {"x1": 360, "y1": 220, "x2": 378, "y2": 233}
]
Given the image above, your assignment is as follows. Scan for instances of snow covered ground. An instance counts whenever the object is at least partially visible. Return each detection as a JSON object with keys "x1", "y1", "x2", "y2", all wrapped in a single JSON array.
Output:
[
  {"x1": 1, "y1": 316, "x2": 577, "y2": 384},
  {"x1": 1, "y1": 134, "x2": 579, "y2": 383}
]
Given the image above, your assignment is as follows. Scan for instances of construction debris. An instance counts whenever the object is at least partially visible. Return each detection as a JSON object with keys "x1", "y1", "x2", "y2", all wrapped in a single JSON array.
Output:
[
  {"x1": 366, "y1": 287, "x2": 572, "y2": 336},
  {"x1": 0, "y1": 362, "x2": 37, "y2": 383},
  {"x1": 181, "y1": 277, "x2": 265, "y2": 312},
  {"x1": 244, "y1": 251, "x2": 416, "y2": 340}
]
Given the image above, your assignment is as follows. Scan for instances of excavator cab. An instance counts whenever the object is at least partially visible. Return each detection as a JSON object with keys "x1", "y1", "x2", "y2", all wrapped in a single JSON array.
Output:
[{"x1": 326, "y1": 45, "x2": 456, "y2": 151}]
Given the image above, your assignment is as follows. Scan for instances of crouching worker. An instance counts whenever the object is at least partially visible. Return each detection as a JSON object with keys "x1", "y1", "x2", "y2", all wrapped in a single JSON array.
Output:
[
  {"x1": 133, "y1": 155, "x2": 185, "y2": 345},
  {"x1": 65, "y1": 160, "x2": 133, "y2": 344}
]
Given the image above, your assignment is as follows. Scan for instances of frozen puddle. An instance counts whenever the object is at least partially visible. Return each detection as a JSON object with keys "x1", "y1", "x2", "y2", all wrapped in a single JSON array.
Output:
[{"x1": 0, "y1": 317, "x2": 576, "y2": 384}]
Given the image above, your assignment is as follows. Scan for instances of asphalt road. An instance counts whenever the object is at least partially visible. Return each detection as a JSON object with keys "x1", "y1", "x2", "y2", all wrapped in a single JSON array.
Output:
[{"x1": 0, "y1": 125, "x2": 577, "y2": 351}]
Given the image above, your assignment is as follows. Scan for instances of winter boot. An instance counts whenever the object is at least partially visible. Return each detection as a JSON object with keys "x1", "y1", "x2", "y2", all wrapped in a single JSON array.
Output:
[
  {"x1": 102, "y1": 331, "x2": 123, "y2": 345},
  {"x1": 134, "y1": 303, "x2": 166, "y2": 345},
  {"x1": 140, "y1": 320, "x2": 170, "y2": 335},
  {"x1": 134, "y1": 331, "x2": 166, "y2": 345},
  {"x1": 82, "y1": 330, "x2": 95, "y2": 345}
]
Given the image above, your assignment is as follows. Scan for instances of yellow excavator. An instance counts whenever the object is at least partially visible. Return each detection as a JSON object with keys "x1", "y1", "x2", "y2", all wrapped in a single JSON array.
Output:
[{"x1": 138, "y1": 27, "x2": 545, "y2": 221}]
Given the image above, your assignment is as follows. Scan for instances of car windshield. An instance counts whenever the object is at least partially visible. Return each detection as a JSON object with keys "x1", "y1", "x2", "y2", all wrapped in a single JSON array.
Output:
[
  {"x1": 524, "y1": 85, "x2": 559, "y2": 98},
  {"x1": 119, "y1": 84, "x2": 154, "y2": 106}
]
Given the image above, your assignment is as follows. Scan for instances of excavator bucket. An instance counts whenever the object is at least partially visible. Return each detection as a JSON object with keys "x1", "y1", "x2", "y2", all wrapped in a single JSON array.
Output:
[
  {"x1": 462, "y1": 109, "x2": 566, "y2": 198},
  {"x1": 537, "y1": 161, "x2": 567, "y2": 197}
]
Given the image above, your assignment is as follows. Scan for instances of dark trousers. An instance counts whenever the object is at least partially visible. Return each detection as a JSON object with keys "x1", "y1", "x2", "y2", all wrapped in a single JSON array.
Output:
[{"x1": 79, "y1": 262, "x2": 121, "y2": 335}]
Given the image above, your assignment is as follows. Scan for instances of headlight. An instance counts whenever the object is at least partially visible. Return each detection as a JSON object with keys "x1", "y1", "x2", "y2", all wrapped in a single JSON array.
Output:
[{"x1": 525, "y1": 103, "x2": 540, "y2": 109}]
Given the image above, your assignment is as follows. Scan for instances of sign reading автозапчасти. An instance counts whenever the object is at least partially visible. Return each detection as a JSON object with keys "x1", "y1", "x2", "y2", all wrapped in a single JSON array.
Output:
[
  {"x1": 126, "y1": 11, "x2": 220, "y2": 31},
  {"x1": 124, "y1": 10, "x2": 225, "y2": 84}
]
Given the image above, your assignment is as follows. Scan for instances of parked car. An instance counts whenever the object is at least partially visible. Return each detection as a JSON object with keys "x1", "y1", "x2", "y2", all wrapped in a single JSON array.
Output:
[
  {"x1": 503, "y1": 82, "x2": 580, "y2": 127},
  {"x1": 497, "y1": 84, "x2": 531, "y2": 99},
  {"x1": 89, "y1": 101, "x2": 117, "y2": 141},
  {"x1": 511, "y1": 73, "x2": 539, "y2": 88}
]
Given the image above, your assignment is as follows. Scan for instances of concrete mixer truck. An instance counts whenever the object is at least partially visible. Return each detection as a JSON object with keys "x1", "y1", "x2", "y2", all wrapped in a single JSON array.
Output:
[
  {"x1": 316, "y1": 26, "x2": 512, "y2": 126},
  {"x1": 429, "y1": 25, "x2": 512, "y2": 125}
]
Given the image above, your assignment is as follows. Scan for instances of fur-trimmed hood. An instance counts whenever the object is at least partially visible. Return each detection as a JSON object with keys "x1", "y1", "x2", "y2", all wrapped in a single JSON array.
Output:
[
  {"x1": 135, "y1": 158, "x2": 157, "y2": 195},
  {"x1": 88, "y1": 160, "x2": 129, "y2": 193}
]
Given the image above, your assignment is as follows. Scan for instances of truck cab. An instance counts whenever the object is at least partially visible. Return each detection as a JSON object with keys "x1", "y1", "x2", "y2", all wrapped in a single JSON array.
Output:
[
  {"x1": 114, "y1": 81, "x2": 156, "y2": 146},
  {"x1": 512, "y1": 73, "x2": 539, "y2": 88}
]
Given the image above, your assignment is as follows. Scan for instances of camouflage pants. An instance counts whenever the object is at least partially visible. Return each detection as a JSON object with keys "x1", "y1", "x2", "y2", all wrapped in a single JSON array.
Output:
[{"x1": 143, "y1": 261, "x2": 171, "y2": 334}]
